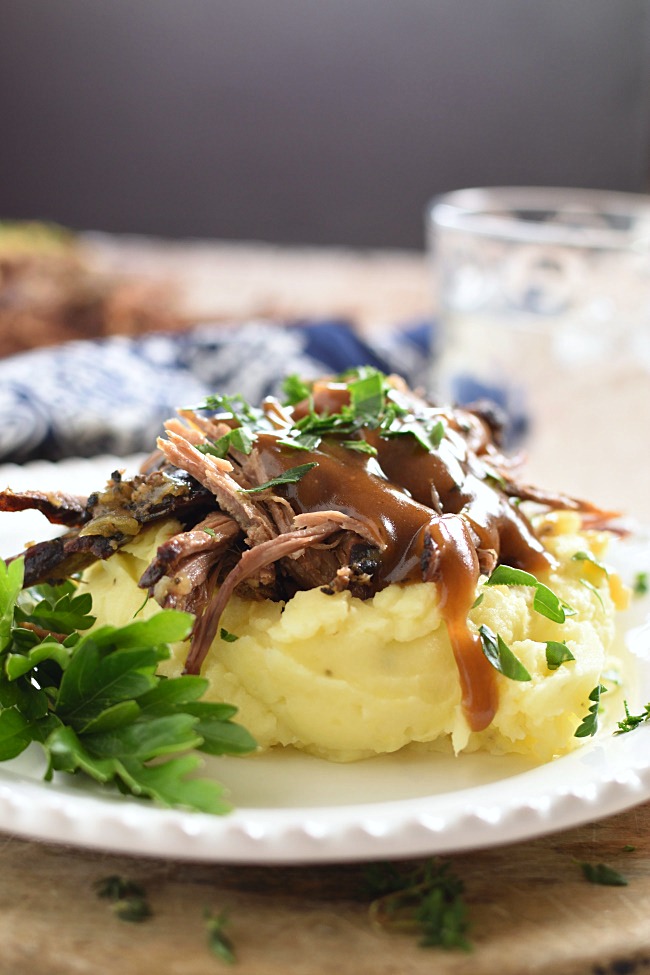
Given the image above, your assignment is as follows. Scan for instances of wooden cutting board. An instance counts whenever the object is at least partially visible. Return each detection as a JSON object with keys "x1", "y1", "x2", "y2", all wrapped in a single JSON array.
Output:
[{"x1": 0, "y1": 801, "x2": 649, "y2": 975}]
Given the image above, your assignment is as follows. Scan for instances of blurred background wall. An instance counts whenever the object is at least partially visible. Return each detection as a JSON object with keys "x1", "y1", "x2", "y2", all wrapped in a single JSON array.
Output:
[{"x1": 1, "y1": 0, "x2": 649, "y2": 249}]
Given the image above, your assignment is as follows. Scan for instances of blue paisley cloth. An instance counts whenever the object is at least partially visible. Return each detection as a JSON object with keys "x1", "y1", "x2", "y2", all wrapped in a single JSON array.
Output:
[{"x1": 0, "y1": 319, "x2": 433, "y2": 463}]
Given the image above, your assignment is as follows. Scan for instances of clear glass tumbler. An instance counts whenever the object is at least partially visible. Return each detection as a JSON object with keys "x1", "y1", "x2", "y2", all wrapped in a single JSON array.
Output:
[{"x1": 426, "y1": 186, "x2": 650, "y2": 522}]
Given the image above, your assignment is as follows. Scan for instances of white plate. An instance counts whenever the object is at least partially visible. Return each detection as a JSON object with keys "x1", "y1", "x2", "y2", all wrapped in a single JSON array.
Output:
[{"x1": 1, "y1": 457, "x2": 650, "y2": 864}]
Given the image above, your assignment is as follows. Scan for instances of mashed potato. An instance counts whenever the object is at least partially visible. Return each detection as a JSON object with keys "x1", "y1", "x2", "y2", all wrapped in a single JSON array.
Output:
[{"x1": 82, "y1": 508, "x2": 628, "y2": 765}]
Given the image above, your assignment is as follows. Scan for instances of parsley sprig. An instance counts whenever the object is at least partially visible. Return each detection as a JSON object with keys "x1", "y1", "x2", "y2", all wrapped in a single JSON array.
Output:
[
  {"x1": 478, "y1": 625, "x2": 531, "y2": 682},
  {"x1": 0, "y1": 558, "x2": 256, "y2": 813},
  {"x1": 615, "y1": 700, "x2": 650, "y2": 735},
  {"x1": 577, "y1": 860, "x2": 628, "y2": 886},
  {"x1": 366, "y1": 858, "x2": 471, "y2": 951},
  {"x1": 574, "y1": 684, "x2": 607, "y2": 738}
]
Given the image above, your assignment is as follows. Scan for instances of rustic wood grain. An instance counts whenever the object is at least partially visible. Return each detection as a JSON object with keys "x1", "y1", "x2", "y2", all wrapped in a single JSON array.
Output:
[{"x1": 1, "y1": 802, "x2": 649, "y2": 975}]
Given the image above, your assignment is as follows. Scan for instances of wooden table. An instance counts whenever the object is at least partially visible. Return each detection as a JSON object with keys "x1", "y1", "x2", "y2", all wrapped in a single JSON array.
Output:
[{"x1": 1, "y1": 239, "x2": 649, "y2": 975}]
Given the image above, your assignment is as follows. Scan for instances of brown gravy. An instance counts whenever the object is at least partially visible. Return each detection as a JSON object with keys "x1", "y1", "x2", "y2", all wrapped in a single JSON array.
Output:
[{"x1": 253, "y1": 393, "x2": 553, "y2": 732}]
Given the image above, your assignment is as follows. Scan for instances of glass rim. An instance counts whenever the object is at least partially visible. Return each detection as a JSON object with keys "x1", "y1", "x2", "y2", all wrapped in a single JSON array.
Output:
[{"x1": 426, "y1": 186, "x2": 650, "y2": 250}]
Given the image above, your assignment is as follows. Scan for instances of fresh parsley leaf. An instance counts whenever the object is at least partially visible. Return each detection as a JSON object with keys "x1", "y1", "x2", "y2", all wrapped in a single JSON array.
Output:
[
  {"x1": 633, "y1": 571, "x2": 648, "y2": 596},
  {"x1": 240, "y1": 462, "x2": 318, "y2": 493},
  {"x1": 572, "y1": 551, "x2": 608, "y2": 575},
  {"x1": 113, "y1": 897, "x2": 152, "y2": 923},
  {"x1": 574, "y1": 684, "x2": 606, "y2": 738},
  {"x1": 615, "y1": 699, "x2": 650, "y2": 735},
  {"x1": 577, "y1": 861, "x2": 628, "y2": 887},
  {"x1": 427, "y1": 420, "x2": 445, "y2": 449},
  {"x1": 478, "y1": 625, "x2": 531, "y2": 681},
  {"x1": 484, "y1": 565, "x2": 574, "y2": 623},
  {"x1": 16, "y1": 582, "x2": 95, "y2": 634},
  {"x1": 95, "y1": 875, "x2": 145, "y2": 900},
  {"x1": 198, "y1": 426, "x2": 256, "y2": 459},
  {"x1": 0, "y1": 708, "x2": 36, "y2": 760},
  {"x1": 580, "y1": 579, "x2": 605, "y2": 608},
  {"x1": 220, "y1": 628, "x2": 239, "y2": 643},
  {"x1": 366, "y1": 858, "x2": 471, "y2": 952},
  {"x1": 281, "y1": 374, "x2": 312, "y2": 406},
  {"x1": 348, "y1": 371, "x2": 386, "y2": 422},
  {"x1": 0, "y1": 559, "x2": 27, "y2": 651},
  {"x1": 276, "y1": 431, "x2": 322, "y2": 452},
  {"x1": 545, "y1": 641, "x2": 575, "y2": 671},
  {"x1": 205, "y1": 909, "x2": 236, "y2": 965},
  {"x1": 95, "y1": 875, "x2": 152, "y2": 923},
  {"x1": 342, "y1": 439, "x2": 378, "y2": 455},
  {"x1": 0, "y1": 558, "x2": 257, "y2": 814}
]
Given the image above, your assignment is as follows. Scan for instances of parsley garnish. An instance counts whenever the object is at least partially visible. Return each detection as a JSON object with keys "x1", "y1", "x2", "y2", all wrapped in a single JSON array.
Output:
[
  {"x1": 198, "y1": 426, "x2": 256, "y2": 459},
  {"x1": 484, "y1": 565, "x2": 574, "y2": 623},
  {"x1": 95, "y1": 875, "x2": 152, "y2": 923},
  {"x1": 577, "y1": 861, "x2": 628, "y2": 887},
  {"x1": 240, "y1": 462, "x2": 318, "y2": 493},
  {"x1": 281, "y1": 374, "x2": 312, "y2": 406},
  {"x1": 615, "y1": 700, "x2": 650, "y2": 735},
  {"x1": 545, "y1": 641, "x2": 575, "y2": 671},
  {"x1": 633, "y1": 571, "x2": 649, "y2": 596},
  {"x1": 342, "y1": 439, "x2": 378, "y2": 456},
  {"x1": 276, "y1": 431, "x2": 322, "y2": 452},
  {"x1": 281, "y1": 368, "x2": 446, "y2": 455},
  {"x1": 580, "y1": 578, "x2": 605, "y2": 608},
  {"x1": 366, "y1": 858, "x2": 471, "y2": 951},
  {"x1": 572, "y1": 550, "x2": 608, "y2": 575},
  {"x1": 0, "y1": 558, "x2": 256, "y2": 813},
  {"x1": 574, "y1": 684, "x2": 607, "y2": 738},
  {"x1": 193, "y1": 370, "x2": 449, "y2": 463},
  {"x1": 220, "y1": 628, "x2": 239, "y2": 643},
  {"x1": 205, "y1": 909, "x2": 237, "y2": 964},
  {"x1": 478, "y1": 625, "x2": 531, "y2": 682}
]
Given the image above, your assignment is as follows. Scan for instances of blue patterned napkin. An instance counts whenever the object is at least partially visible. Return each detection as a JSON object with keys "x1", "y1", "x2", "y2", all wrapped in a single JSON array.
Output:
[{"x1": 0, "y1": 320, "x2": 432, "y2": 463}]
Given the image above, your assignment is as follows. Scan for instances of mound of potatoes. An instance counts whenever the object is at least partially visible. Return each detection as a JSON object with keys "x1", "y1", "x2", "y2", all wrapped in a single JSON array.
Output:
[{"x1": 84, "y1": 511, "x2": 627, "y2": 764}]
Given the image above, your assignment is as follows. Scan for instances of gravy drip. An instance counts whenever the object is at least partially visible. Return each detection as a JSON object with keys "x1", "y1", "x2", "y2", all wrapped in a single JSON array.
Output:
[{"x1": 253, "y1": 397, "x2": 554, "y2": 732}]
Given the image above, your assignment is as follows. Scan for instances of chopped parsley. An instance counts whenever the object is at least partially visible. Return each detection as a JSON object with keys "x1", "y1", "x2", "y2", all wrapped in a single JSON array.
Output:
[
  {"x1": 577, "y1": 861, "x2": 628, "y2": 887},
  {"x1": 193, "y1": 369, "x2": 449, "y2": 465},
  {"x1": 205, "y1": 909, "x2": 237, "y2": 964},
  {"x1": 341, "y1": 439, "x2": 378, "y2": 456},
  {"x1": 280, "y1": 368, "x2": 447, "y2": 455},
  {"x1": 580, "y1": 578, "x2": 605, "y2": 608},
  {"x1": 366, "y1": 858, "x2": 471, "y2": 951},
  {"x1": 633, "y1": 571, "x2": 649, "y2": 596},
  {"x1": 544, "y1": 641, "x2": 575, "y2": 671},
  {"x1": 239, "y1": 462, "x2": 318, "y2": 494},
  {"x1": 198, "y1": 426, "x2": 256, "y2": 459},
  {"x1": 95, "y1": 875, "x2": 152, "y2": 923},
  {"x1": 220, "y1": 628, "x2": 239, "y2": 643},
  {"x1": 281, "y1": 374, "x2": 312, "y2": 406},
  {"x1": 484, "y1": 565, "x2": 574, "y2": 623},
  {"x1": 574, "y1": 684, "x2": 607, "y2": 738},
  {"x1": 478, "y1": 625, "x2": 531, "y2": 682},
  {"x1": 615, "y1": 700, "x2": 650, "y2": 735},
  {"x1": 572, "y1": 550, "x2": 608, "y2": 575}
]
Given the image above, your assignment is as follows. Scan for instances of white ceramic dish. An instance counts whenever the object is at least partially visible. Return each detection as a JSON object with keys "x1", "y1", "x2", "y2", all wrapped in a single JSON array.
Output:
[{"x1": 1, "y1": 456, "x2": 649, "y2": 865}]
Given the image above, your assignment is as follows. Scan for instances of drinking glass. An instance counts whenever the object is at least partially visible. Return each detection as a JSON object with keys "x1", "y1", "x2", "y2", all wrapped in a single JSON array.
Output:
[{"x1": 426, "y1": 187, "x2": 650, "y2": 522}]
